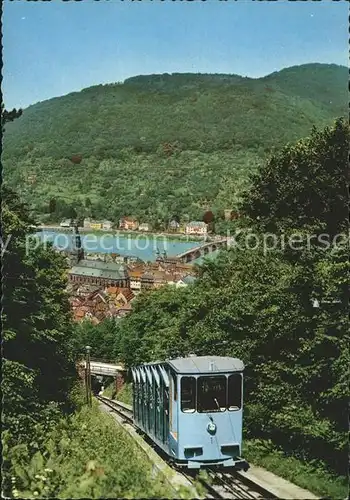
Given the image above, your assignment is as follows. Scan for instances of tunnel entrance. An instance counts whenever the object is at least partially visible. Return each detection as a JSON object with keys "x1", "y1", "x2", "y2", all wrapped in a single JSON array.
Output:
[{"x1": 91, "y1": 375, "x2": 116, "y2": 395}]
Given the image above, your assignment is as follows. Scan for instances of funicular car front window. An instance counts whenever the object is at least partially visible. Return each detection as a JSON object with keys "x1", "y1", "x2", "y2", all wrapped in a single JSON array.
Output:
[
  {"x1": 197, "y1": 376, "x2": 226, "y2": 412},
  {"x1": 228, "y1": 374, "x2": 242, "y2": 410},
  {"x1": 181, "y1": 377, "x2": 196, "y2": 413}
]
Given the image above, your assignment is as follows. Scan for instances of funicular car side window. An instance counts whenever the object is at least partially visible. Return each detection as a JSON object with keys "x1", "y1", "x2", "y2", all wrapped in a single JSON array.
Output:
[
  {"x1": 198, "y1": 376, "x2": 226, "y2": 412},
  {"x1": 228, "y1": 374, "x2": 242, "y2": 410},
  {"x1": 181, "y1": 376, "x2": 196, "y2": 413},
  {"x1": 172, "y1": 373, "x2": 177, "y2": 401}
]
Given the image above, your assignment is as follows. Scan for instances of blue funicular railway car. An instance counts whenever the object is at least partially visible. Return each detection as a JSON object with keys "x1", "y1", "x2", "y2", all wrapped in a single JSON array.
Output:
[{"x1": 131, "y1": 356, "x2": 249, "y2": 470}]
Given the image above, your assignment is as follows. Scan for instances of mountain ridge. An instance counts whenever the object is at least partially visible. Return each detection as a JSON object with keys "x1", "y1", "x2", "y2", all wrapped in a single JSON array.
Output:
[
  {"x1": 10, "y1": 62, "x2": 347, "y2": 110},
  {"x1": 3, "y1": 63, "x2": 347, "y2": 225}
]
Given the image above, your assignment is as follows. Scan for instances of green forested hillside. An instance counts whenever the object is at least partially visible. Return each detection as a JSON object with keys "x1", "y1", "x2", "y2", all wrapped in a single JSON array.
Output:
[{"x1": 3, "y1": 63, "x2": 347, "y2": 223}]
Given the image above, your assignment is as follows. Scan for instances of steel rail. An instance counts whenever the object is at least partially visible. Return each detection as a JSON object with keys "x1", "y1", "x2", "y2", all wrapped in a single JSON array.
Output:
[
  {"x1": 207, "y1": 469, "x2": 277, "y2": 499},
  {"x1": 96, "y1": 395, "x2": 134, "y2": 423},
  {"x1": 229, "y1": 471, "x2": 278, "y2": 499},
  {"x1": 208, "y1": 471, "x2": 258, "y2": 499},
  {"x1": 180, "y1": 471, "x2": 228, "y2": 499}
]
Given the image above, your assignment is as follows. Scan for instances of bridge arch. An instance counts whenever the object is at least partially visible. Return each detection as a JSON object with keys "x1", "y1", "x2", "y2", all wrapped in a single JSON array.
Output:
[
  {"x1": 194, "y1": 250, "x2": 201, "y2": 260},
  {"x1": 176, "y1": 238, "x2": 227, "y2": 263}
]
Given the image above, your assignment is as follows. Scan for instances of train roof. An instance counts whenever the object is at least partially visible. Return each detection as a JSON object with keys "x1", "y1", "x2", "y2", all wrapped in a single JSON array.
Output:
[{"x1": 167, "y1": 356, "x2": 244, "y2": 374}]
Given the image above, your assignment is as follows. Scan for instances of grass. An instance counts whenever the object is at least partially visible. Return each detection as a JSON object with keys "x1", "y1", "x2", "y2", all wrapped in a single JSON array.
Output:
[
  {"x1": 102, "y1": 382, "x2": 133, "y2": 406},
  {"x1": 8, "y1": 396, "x2": 184, "y2": 499},
  {"x1": 102, "y1": 382, "x2": 116, "y2": 399},
  {"x1": 243, "y1": 439, "x2": 348, "y2": 500},
  {"x1": 116, "y1": 383, "x2": 133, "y2": 406}
]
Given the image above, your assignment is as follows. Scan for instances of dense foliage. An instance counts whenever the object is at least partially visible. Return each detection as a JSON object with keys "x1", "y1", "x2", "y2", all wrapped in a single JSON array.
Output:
[
  {"x1": 242, "y1": 118, "x2": 349, "y2": 236},
  {"x1": 3, "y1": 64, "x2": 347, "y2": 224},
  {"x1": 1, "y1": 106, "x2": 22, "y2": 127},
  {"x1": 72, "y1": 319, "x2": 120, "y2": 362},
  {"x1": 1, "y1": 185, "x2": 79, "y2": 494},
  {"x1": 106, "y1": 120, "x2": 349, "y2": 484},
  {"x1": 243, "y1": 439, "x2": 347, "y2": 499},
  {"x1": 1, "y1": 184, "x2": 177, "y2": 499},
  {"x1": 6, "y1": 394, "x2": 179, "y2": 499}
]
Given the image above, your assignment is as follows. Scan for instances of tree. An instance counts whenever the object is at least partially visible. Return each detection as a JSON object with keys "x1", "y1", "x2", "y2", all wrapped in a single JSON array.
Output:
[
  {"x1": 2, "y1": 108, "x2": 79, "y2": 497},
  {"x1": 1, "y1": 105, "x2": 23, "y2": 131},
  {"x1": 3, "y1": 66, "x2": 346, "y2": 225},
  {"x1": 171, "y1": 214, "x2": 180, "y2": 223},
  {"x1": 68, "y1": 206, "x2": 77, "y2": 220},
  {"x1": 2, "y1": 186, "x2": 77, "y2": 447},
  {"x1": 70, "y1": 154, "x2": 82, "y2": 164},
  {"x1": 49, "y1": 197, "x2": 57, "y2": 213},
  {"x1": 72, "y1": 319, "x2": 120, "y2": 362},
  {"x1": 241, "y1": 119, "x2": 349, "y2": 237},
  {"x1": 203, "y1": 210, "x2": 214, "y2": 224}
]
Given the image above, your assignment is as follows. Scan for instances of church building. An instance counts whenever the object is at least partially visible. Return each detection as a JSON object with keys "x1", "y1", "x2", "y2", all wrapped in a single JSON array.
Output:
[{"x1": 67, "y1": 225, "x2": 130, "y2": 288}]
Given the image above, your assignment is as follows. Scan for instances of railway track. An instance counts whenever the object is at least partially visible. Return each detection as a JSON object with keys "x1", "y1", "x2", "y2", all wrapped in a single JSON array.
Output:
[
  {"x1": 181, "y1": 469, "x2": 277, "y2": 499},
  {"x1": 206, "y1": 470, "x2": 277, "y2": 499},
  {"x1": 96, "y1": 395, "x2": 277, "y2": 499},
  {"x1": 97, "y1": 394, "x2": 134, "y2": 422}
]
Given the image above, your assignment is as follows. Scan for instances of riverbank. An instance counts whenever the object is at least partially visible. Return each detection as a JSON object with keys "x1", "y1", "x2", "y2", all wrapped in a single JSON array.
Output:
[{"x1": 37, "y1": 225, "x2": 210, "y2": 243}]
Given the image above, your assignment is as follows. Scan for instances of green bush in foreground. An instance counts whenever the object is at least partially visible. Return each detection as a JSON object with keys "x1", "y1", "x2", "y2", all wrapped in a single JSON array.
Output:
[
  {"x1": 6, "y1": 399, "x2": 176, "y2": 499},
  {"x1": 243, "y1": 439, "x2": 348, "y2": 500}
]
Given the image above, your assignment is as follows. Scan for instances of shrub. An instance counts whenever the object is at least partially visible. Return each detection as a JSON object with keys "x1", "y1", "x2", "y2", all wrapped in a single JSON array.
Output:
[{"x1": 7, "y1": 400, "x2": 177, "y2": 499}]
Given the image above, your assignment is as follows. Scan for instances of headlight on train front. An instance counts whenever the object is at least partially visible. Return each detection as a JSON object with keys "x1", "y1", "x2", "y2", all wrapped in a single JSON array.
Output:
[{"x1": 207, "y1": 422, "x2": 217, "y2": 435}]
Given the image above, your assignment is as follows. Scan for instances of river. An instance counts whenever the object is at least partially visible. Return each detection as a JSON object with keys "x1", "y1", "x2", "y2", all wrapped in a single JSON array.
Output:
[{"x1": 36, "y1": 230, "x2": 218, "y2": 263}]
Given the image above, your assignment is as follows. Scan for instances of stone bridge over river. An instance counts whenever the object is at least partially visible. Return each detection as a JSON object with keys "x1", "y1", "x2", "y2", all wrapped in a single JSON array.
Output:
[{"x1": 175, "y1": 239, "x2": 228, "y2": 264}]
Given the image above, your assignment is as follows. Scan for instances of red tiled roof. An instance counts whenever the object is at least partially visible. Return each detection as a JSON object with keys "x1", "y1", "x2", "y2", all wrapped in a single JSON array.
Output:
[
  {"x1": 163, "y1": 275, "x2": 176, "y2": 282},
  {"x1": 86, "y1": 290, "x2": 107, "y2": 302},
  {"x1": 75, "y1": 309, "x2": 85, "y2": 318},
  {"x1": 69, "y1": 281, "x2": 136, "y2": 322},
  {"x1": 117, "y1": 302, "x2": 132, "y2": 311},
  {"x1": 118, "y1": 288, "x2": 134, "y2": 301},
  {"x1": 95, "y1": 310, "x2": 107, "y2": 321},
  {"x1": 129, "y1": 270, "x2": 143, "y2": 279}
]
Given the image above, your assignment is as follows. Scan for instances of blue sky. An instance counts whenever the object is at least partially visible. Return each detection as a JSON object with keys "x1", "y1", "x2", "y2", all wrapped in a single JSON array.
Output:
[{"x1": 3, "y1": 0, "x2": 348, "y2": 109}]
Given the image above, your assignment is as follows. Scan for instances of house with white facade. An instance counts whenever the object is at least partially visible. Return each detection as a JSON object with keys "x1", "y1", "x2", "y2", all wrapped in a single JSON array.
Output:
[
  {"x1": 102, "y1": 220, "x2": 113, "y2": 231},
  {"x1": 139, "y1": 223, "x2": 150, "y2": 232},
  {"x1": 169, "y1": 219, "x2": 180, "y2": 232},
  {"x1": 185, "y1": 221, "x2": 208, "y2": 235}
]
